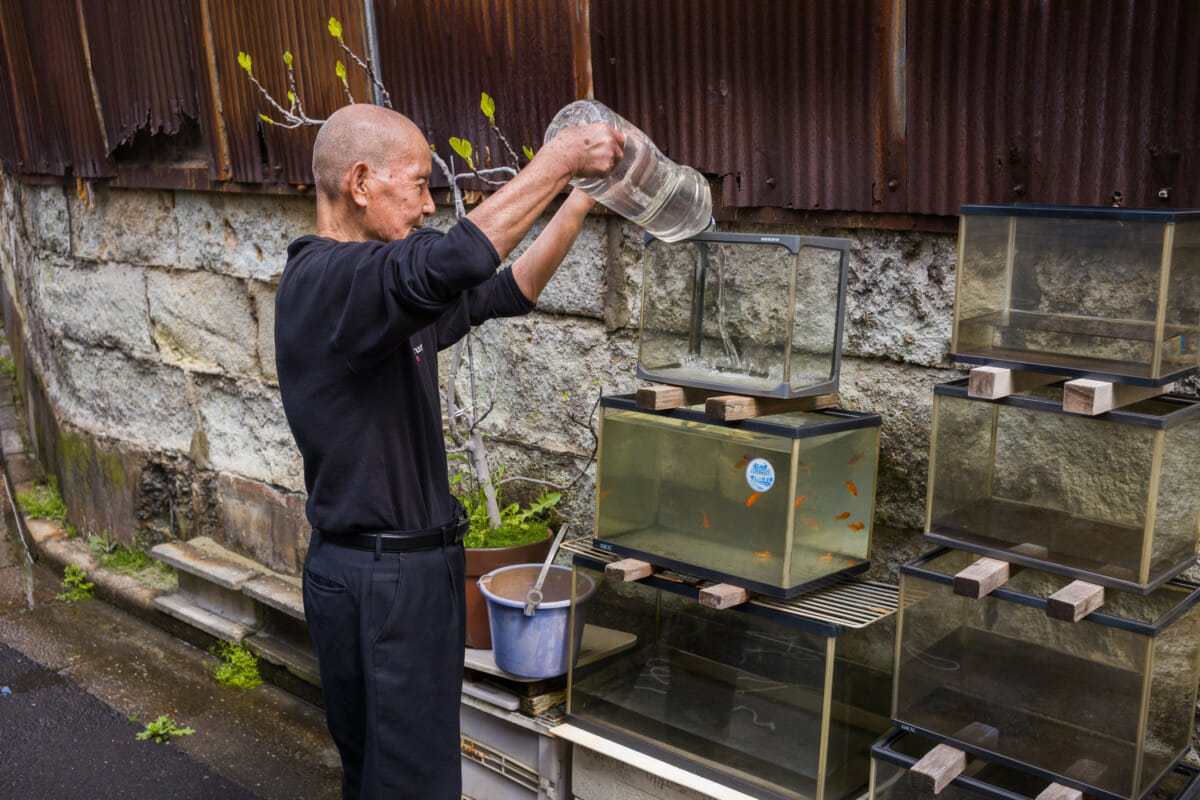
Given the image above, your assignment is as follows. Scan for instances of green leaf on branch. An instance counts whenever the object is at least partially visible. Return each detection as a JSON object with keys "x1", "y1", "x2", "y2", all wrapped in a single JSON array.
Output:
[
  {"x1": 237, "y1": 51, "x2": 252, "y2": 76},
  {"x1": 287, "y1": 91, "x2": 296, "y2": 105},
  {"x1": 335, "y1": 60, "x2": 348, "y2": 85},
  {"x1": 259, "y1": 113, "x2": 274, "y2": 125},
  {"x1": 449, "y1": 137, "x2": 475, "y2": 168},
  {"x1": 523, "y1": 145, "x2": 534, "y2": 161},
  {"x1": 480, "y1": 92, "x2": 496, "y2": 125},
  {"x1": 328, "y1": 16, "x2": 343, "y2": 41},
  {"x1": 283, "y1": 51, "x2": 293, "y2": 68}
]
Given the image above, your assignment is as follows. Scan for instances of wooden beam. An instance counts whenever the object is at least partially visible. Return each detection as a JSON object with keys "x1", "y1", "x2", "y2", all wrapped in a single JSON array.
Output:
[
  {"x1": 635, "y1": 385, "x2": 714, "y2": 411},
  {"x1": 968, "y1": 367, "x2": 1060, "y2": 400},
  {"x1": 698, "y1": 583, "x2": 750, "y2": 609},
  {"x1": 909, "y1": 744, "x2": 967, "y2": 794},
  {"x1": 1062, "y1": 379, "x2": 1170, "y2": 416},
  {"x1": 605, "y1": 558, "x2": 654, "y2": 582},
  {"x1": 953, "y1": 557, "x2": 1011, "y2": 599},
  {"x1": 1007, "y1": 542, "x2": 1050, "y2": 559},
  {"x1": 1046, "y1": 580, "x2": 1105, "y2": 622},
  {"x1": 1036, "y1": 785, "x2": 1083, "y2": 800},
  {"x1": 705, "y1": 393, "x2": 838, "y2": 422}
]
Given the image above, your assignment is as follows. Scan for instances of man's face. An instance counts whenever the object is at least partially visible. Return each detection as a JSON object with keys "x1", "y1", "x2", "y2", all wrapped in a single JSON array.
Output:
[{"x1": 363, "y1": 147, "x2": 435, "y2": 242}]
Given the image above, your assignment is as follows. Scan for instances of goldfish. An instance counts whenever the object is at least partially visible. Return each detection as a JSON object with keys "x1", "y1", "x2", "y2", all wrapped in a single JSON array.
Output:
[
  {"x1": 848, "y1": 452, "x2": 864, "y2": 466},
  {"x1": 818, "y1": 552, "x2": 833, "y2": 561},
  {"x1": 800, "y1": 517, "x2": 820, "y2": 530},
  {"x1": 845, "y1": 481, "x2": 858, "y2": 497},
  {"x1": 793, "y1": 493, "x2": 810, "y2": 508},
  {"x1": 733, "y1": 454, "x2": 752, "y2": 470},
  {"x1": 753, "y1": 550, "x2": 772, "y2": 559},
  {"x1": 701, "y1": 508, "x2": 710, "y2": 528},
  {"x1": 746, "y1": 492, "x2": 763, "y2": 507},
  {"x1": 835, "y1": 511, "x2": 851, "y2": 520},
  {"x1": 848, "y1": 521, "x2": 866, "y2": 531},
  {"x1": 866, "y1": 605, "x2": 892, "y2": 614},
  {"x1": 846, "y1": 560, "x2": 857, "y2": 566},
  {"x1": 598, "y1": 490, "x2": 612, "y2": 500}
]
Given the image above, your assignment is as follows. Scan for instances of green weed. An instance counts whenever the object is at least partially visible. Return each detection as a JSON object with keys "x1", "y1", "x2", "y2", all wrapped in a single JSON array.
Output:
[
  {"x1": 16, "y1": 476, "x2": 76, "y2": 536},
  {"x1": 136, "y1": 715, "x2": 195, "y2": 743},
  {"x1": 56, "y1": 564, "x2": 93, "y2": 602},
  {"x1": 209, "y1": 640, "x2": 262, "y2": 690},
  {"x1": 0, "y1": 356, "x2": 15, "y2": 381}
]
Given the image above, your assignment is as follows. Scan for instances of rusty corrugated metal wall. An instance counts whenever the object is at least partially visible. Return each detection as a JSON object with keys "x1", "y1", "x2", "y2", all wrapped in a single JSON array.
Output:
[
  {"x1": 0, "y1": 0, "x2": 1195, "y2": 217},
  {"x1": 80, "y1": 0, "x2": 201, "y2": 152},
  {"x1": 591, "y1": 0, "x2": 888, "y2": 214},
  {"x1": 372, "y1": 0, "x2": 581, "y2": 189},
  {"x1": 905, "y1": 0, "x2": 1200, "y2": 215}
]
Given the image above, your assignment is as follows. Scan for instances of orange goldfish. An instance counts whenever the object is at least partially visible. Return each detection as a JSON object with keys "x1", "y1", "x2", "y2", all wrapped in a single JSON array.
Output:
[
  {"x1": 835, "y1": 511, "x2": 851, "y2": 520},
  {"x1": 746, "y1": 492, "x2": 763, "y2": 507},
  {"x1": 866, "y1": 605, "x2": 891, "y2": 614},
  {"x1": 847, "y1": 521, "x2": 866, "y2": 531},
  {"x1": 845, "y1": 481, "x2": 858, "y2": 497},
  {"x1": 793, "y1": 493, "x2": 810, "y2": 508},
  {"x1": 846, "y1": 560, "x2": 857, "y2": 566},
  {"x1": 800, "y1": 517, "x2": 820, "y2": 530},
  {"x1": 701, "y1": 508, "x2": 710, "y2": 528},
  {"x1": 733, "y1": 454, "x2": 752, "y2": 470},
  {"x1": 598, "y1": 490, "x2": 612, "y2": 500},
  {"x1": 818, "y1": 552, "x2": 833, "y2": 561},
  {"x1": 753, "y1": 550, "x2": 772, "y2": 559},
  {"x1": 848, "y1": 452, "x2": 864, "y2": 466}
]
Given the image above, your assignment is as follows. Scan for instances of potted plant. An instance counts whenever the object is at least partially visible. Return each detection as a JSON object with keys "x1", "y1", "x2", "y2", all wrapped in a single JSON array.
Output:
[{"x1": 453, "y1": 468, "x2": 563, "y2": 649}]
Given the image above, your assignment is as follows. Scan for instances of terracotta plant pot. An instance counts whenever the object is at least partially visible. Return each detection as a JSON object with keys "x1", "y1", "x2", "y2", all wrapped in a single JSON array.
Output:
[{"x1": 464, "y1": 533, "x2": 553, "y2": 649}]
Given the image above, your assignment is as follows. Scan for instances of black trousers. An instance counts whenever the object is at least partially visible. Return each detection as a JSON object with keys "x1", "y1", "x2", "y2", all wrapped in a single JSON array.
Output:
[{"x1": 303, "y1": 529, "x2": 467, "y2": 799}]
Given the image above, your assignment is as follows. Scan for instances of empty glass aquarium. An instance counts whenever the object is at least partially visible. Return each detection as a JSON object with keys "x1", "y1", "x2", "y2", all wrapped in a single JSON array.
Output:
[
  {"x1": 638, "y1": 231, "x2": 850, "y2": 398},
  {"x1": 869, "y1": 730, "x2": 1200, "y2": 800},
  {"x1": 566, "y1": 545, "x2": 897, "y2": 800},
  {"x1": 926, "y1": 379, "x2": 1200, "y2": 593},
  {"x1": 594, "y1": 395, "x2": 881, "y2": 597},
  {"x1": 893, "y1": 549, "x2": 1200, "y2": 800},
  {"x1": 951, "y1": 205, "x2": 1200, "y2": 385}
]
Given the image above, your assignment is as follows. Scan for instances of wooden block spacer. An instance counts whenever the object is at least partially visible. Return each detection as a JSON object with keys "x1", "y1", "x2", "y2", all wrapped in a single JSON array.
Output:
[
  {"x1": 1046, "y1": 580, "x2": 1105, "y2": 622},
  {"x1": 968, "y1": 367, "x2": 1060, "y2": 400},
  {"x1": 1062, "y1": 378, "x2": 1170, "y2": 416},
  {"x1": 953, "y1": 557, "x2": 1012, "y2": 599},
  {"x1": 909, "y1": 744, "x2": 967, "y2": 794},
  {"x1": 705, "y1": 393, "x2": 838, "y2": 422},
  {"x1": 605, "y1": 558, "x2": 655, "y2": 582},
  {"x1": 636, "y1": 384, "x2": 716, "y2": 411},
  {"x1": 1036, "y1": 785, "x2": 1083, "y2": 800},
  {"x1": 698, "y1": 583, "x2": 750, "y2": 609}
]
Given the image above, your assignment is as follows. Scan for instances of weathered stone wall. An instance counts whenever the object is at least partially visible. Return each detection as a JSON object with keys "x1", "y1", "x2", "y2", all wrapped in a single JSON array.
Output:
[{"x1": 0, "y1": 173, "x2": 963, "y2": 580}]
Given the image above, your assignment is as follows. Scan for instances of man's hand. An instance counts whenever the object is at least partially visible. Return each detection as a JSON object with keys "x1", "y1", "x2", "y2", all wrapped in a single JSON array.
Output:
[{"x1": 555, "y1": 121, "x2": 626, "y2": 179}]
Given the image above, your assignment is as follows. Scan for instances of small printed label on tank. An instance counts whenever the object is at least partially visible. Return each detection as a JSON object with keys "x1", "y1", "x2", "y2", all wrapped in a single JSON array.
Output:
[{"x1": 745, "y1": 458, "x2": 775, "y2": 492}]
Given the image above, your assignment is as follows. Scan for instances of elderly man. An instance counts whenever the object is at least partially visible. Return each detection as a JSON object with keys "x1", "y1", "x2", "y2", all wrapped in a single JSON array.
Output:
[{"x1": 274, "y1": 103, "x2": 622, "y2": 799}]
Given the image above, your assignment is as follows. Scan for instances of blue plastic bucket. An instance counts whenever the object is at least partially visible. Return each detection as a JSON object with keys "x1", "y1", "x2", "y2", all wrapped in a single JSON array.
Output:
[{"x1": 478, "y1": 563, "x2": 596, "y2": 679}]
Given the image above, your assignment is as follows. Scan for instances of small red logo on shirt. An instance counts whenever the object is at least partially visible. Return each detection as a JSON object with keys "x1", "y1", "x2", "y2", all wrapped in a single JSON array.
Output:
[{"x1": 413, "y1": 343, "x2": 424, "y2": 362}]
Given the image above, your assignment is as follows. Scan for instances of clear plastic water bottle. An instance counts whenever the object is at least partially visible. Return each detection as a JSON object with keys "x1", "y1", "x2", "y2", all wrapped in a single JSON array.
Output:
[{"x1": 544, "y1": 100, "x2": 712, "y2": 242}]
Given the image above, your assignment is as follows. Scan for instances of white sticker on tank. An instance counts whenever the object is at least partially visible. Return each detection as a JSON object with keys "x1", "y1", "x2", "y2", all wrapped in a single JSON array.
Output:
[{"x1": 745, "y1": 458, "x2": 775, "y2": 492}]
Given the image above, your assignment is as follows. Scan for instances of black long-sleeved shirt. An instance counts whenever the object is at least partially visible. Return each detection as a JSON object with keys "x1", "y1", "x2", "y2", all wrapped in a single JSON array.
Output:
[{"x1": 274, "y1": 218, "x2": 534, "y2": 534}]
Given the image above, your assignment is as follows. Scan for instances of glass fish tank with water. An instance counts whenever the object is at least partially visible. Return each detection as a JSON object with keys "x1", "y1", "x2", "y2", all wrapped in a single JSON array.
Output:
[
  {"x1": 638, "y1": 231, "x2": 850, "y2": 398},
  {"x1": 869, "y1": 730, "x2": 1200, "y2": 800},
  {"x1": 594, "y1": 395, "x2": 881, "y2": 598},
  {"x1": 566, "y1": 546, "x2": 897, "y2": 800},
  {"x1": 952, "y1": 205, "x2": 1200, "y2": 385},
  {"x1": 926, "y1": 379, "x2": 1200, "y2": 593},
  {"x1": 893, "y1": 548, "x2": 1200, "y2": 800}
]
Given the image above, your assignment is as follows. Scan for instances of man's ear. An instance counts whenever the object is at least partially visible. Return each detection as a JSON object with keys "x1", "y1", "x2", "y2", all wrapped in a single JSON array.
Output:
[{"x1": 349, "y1": 162, "x2": 371, "y2": 208}]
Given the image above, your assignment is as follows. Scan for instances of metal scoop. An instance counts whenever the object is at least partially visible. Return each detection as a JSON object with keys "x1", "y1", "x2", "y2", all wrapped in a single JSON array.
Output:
[{"x1": 524, "y1": 524, "x2": 569, "y2": 616}]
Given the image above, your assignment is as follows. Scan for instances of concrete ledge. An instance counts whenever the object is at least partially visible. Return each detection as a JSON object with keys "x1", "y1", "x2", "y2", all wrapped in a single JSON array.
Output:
[
  {"x1": 151, "y1": 540, "x2": 259, "y2": 590},
  {"x1": 242, "y1": 574, "x2": 303, "y2": 620},
  {"x1": 245, "y1": 630, "x2": 319, "y2": 685},
  {"x1": 154, "y1": 593, "x2": 254, "y2": 642}
]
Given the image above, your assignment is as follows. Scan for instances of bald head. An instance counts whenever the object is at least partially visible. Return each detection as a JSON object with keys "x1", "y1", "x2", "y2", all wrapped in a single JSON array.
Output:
[{"x1": 312, "y1": 104, "x2": 427, "y2": 200}]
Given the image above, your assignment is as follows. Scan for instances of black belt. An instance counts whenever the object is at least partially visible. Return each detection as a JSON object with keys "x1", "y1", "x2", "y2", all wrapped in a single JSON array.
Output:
[{"x1": 322, "y1": 518, "x2": 469, "y2": 557}]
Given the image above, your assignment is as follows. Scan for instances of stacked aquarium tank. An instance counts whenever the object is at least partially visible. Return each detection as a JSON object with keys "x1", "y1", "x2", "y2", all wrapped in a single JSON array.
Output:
[
  {"x1": 925, "y1": 378, "x2": 1200, "y2": 593},
  {"x1": 638, "y1": 232, "x2": 850, "y2": 398},
  {"x1": 869, "y1": 730, "x2": 1200, "y2": 800},
  {"x1": 892, "y1": 548, "x2": 1200, "y2": 800},
  {"x1": 593, "y1": 395, "x2": 881, "y2": 597},
  {"x1": 951, "y1": 205, "x2": 1200, "y2": 386},
  {"x1": 566, "y1": 546, "x2": 897, "y2": 800}
]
